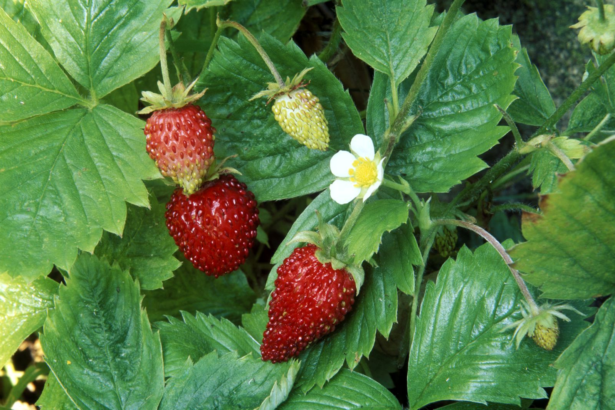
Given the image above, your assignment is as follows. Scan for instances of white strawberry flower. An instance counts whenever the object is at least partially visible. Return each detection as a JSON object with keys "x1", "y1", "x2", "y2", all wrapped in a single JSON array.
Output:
[{"x1": 329, "y1": 134, "x2": 385, "y2": 204}]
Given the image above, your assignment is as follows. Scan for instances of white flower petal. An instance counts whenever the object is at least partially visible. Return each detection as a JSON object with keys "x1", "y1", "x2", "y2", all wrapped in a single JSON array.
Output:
[
  {"x1": 350, "y1": 134, "x2": 375, "y2": 160},
  {"x1": 330, "y1": 180, "x2": 361, "y2": 204},
  {"x1": 363, "y1": 179, "x2": 382, "y2": 201},
  {"x1": 330, "y1": 151, "x2": 356, "y2": 177},
  {"x1": 377, "y1": 157, "x2": 385, "y2": 181}
]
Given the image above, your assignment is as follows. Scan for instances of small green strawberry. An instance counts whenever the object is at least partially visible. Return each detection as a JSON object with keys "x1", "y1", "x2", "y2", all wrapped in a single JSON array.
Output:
[{"x1": 252, "y1": 68, "x2": 329, "y2": 151}]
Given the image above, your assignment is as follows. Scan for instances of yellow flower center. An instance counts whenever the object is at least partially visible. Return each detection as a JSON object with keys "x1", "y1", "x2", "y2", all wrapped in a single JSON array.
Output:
[{"x1": 349, "y1": 157, "x2": 378, "y2": 188}]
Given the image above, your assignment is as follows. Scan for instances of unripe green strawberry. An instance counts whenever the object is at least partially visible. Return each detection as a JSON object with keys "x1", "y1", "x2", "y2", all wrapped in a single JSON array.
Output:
[
  {"x1": 253, "y1": 68, "x2": 329, "y2": 151},
  {"x1": 571, "y1": 5, "x2": 615, "y2": 55},
  {"x1": 272, "y1": 88, "x2": 329, "y2": 151},
  {"x1": 434, "y1": 227, "x2": 458, "y2": 258},
  {"x1": 531, "y1": 321, "x2": 559, "y2": 351}
]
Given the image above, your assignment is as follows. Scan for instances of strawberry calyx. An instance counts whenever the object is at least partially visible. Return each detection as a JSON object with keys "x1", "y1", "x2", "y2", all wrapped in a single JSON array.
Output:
[
  {"x1": 138, "y1": 80, "x2": 207, "y2": 115},
  {"x1": 289, "y1": 211, "x2": 365, "y2": 292},
  {"x1": 250, "y1": 67, "x2": 313, "y2": 104}
]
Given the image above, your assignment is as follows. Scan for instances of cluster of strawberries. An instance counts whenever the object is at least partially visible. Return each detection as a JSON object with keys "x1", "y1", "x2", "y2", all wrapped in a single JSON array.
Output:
[{"x1": 142, "y1": 72, "x2": 355, "y2": 363}]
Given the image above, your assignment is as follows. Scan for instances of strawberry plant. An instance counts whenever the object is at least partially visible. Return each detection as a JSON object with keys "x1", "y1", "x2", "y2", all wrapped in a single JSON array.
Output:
[{"x1": 1, "y1": 0, "x2": 614, "y2": 408}]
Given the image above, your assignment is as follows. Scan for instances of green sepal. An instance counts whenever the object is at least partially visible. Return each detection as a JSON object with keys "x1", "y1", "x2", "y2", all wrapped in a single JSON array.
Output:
[
  {"x1": 288, "y1": 231, "x2": 322, "y2": 247},
  {"x1": 345, "y1": 265, "x2": 365, "y2": 294},
  {"x1": 138, "y1": 79, "x2": 206, "y2": 114},
  {"x1": 329, "y1": 257, "x2": 346, "y2": 271},
  {"x1": 251, "y1": 67, "x2": 313, "y2": 102}
]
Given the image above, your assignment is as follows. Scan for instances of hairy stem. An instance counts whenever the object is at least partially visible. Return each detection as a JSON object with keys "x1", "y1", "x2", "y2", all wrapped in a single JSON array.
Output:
[
  {"x1": 217, "y1": 20, "x2": 285, "y2": 88},
  {"x1": 547, "y1": 142, "x2": 575, "y2": 171},
  {"x1": 165, "y1": 29, "x2": 184, "y2": 84},
  {"x1": 584, "y1": 113, "x2": 611, "y2": 141},
  {"x1": 490, "y1": 202, "x2": 539, "y2": 214},
  {"x1": 159, "y1": 19, "x2": 172, "y2": 97},
  {"x1": 318, "y1": 18, "x2": 343, "y2": 63},
  {"x1": 495, "y1": 104, "x2": 524, "y2": 148},
  {"x1": 390, "y1": 0, "x2": 466, "y2": 140},
  {"x1": 338, "y1": 200, "x2": 365, "y2": 243},
  {"x1": 534, "y1": 50, "x2": 615, "y2": 136},
  {"x1": 409, "y1": 230, "x2": 435, "y2": 345},
  {"x1": 436, "y1": 219, "x2": 540, "y2": 315},
  {"x1": 596, "y1": 0, "x2": 606, "y2": 21}
]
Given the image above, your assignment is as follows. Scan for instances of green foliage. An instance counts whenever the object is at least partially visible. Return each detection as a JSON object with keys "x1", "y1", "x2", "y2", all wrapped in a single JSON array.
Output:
[
  {"x1": 37, "y1": 373, "x2": 77, "y2": 410},
  {"x1": 0, "y1": 106, "x2": 158, "y2": 279},
  {"x1": 508, "y1": 36, "x2": 556, "y2": 126},
  {"x1": 407, "y1": 244, "x2": 591, "y2": 410},
  {"x1": 159, "y1": 351, "x2": 296, "y2": 410},
  {"x1": 156, "y1": 311, "x2": 260, "y2": 377},
  {"x1": 198, "y1": 33, "x2": 363, "y2": 201},
  {"x1": 338, "y1": 0, "x2": 437, "y2": 84},
  {"x1": 377, "y1": 223, "x2": 422, "y2": 295},
  {"x1": 368, "y1": 15, "x2": 517, "y2": 193},
  {"x1": 548, "y1": 297, "x2": 615, "y2": 409},
  {"x1": 95, "y1": 198, "x2": 180, "y2": 290},
  {"x1": 258, "y1": 360, "x2": 301, "y2": 410},
  {"x1": 0, "y1": 274, "x2": 58, "y2": 369},
  {"x1": 346, "y1": 199, "x2": 409, "y2": 265},
  {"x1": 529, "y1": 149, "x2": 567, "y2": 194},
  {"x1": 0, "y1": 7, "x2": 82, "y2": 123},
  {"x1": 28, "y1": 0, "x2": 173, "y2": 98},
  {"x1": 143, "y1": 263, "x2": 255, "y2": 323},
  {"x1": 511, "y1": 140, "x2": 615, "y2": 299},
  {"x1": 40, "y1": 254, "x2": 164, "y2": 410},
  {"x1": 280, "y1": 369, "x2": 401, "y2": 409}
]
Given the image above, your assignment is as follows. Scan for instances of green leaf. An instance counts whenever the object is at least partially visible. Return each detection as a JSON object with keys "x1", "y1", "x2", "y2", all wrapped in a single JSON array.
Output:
[
  {"x1": 439, "y1": 403, "x2": 535, "y2": 410},
  {"x1": 346, "y1": 199, "x2": 409, "y2": 265},
  {"x1": 143, "y1": 263, "x2": 255, "y2": 323},
  {"x1": 529, "y1": 149, "x2": 567, "y2": 194},
  {"x1": 179, "y1": 0, "x2": 231, "y2": 12},
  {"x1": 378, "y1": 223, "x2": 422, "y2": 295},
  {"x1": 101, "y1": 82, "x2": 139, "y2": 114},
  {"x1": 368, "y1": 16, "x2": 517, "y2": 193},
  {"x1": 280, "y1": 369, "x2": 401, "y2": 410},
  {"x1": 548, "y1": 297, "x2": 615, "y2": 410},
  {"x1": 567, "y1": 92, "x2": 614, "y2": 135},
  {"x1": 37, "y1": 373, "x2": 78, "y2": 410},
  {"x1": 0, "y1": 105, "x2": 158, "y2": 279},
  {"x1": 172, "y1": 8, "x2": 216, "y2": 78},
  {"x1": 1, "y1": 0, "x2": 50, "y2": 49},
  {"x1": 198, "y1": 33, "x2": 363, "y2": 201},
  {"x1": 508, "y1": 36, "x2": 556, "y2": 126},
  {"x1": 258, "y1": 360, "x2": 301, "y2": 410},
  {"x1": 510, "y1": 140, "x2": 615, "y2": 299},
  {"x1": 242, "y1": 302, "x2": 269, "y2": 344},
  {"x1": 337, "y1": 0, "x2": 436, "y2": 84},
  {"x1": 28, "y1": 0, "x2": 173, "y2": 98},
  {"x1": 159, "y1": 351, "x2": 296, "y2": 410},
  {"x1": 40, "y1": 254, "x2": 164, "y2": 410},
  {"x1": 0, "y1": 274, "x2": 58, "y2": 369},
  {"x1": 95, "y1": 198, "x2": 180, "y2": 290},
  {"x1": 295, "y1": 262, "x2": 400, "y2": 391},
  {"x1": 156, "y1": 311, "x2": 260, "y2": 378},
  {"x1": 224, "y1": 0, "x2": 306, "y2": 43},
  {"x1": 0, "y1": 7, "x2": 82, "y2": 123},
  {"x1": 407, "y1": 244, "x2": 592, "y2": 410}
]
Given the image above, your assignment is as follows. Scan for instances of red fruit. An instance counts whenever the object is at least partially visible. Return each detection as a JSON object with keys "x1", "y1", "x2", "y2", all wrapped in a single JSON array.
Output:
[
  {"x1": 261, "y1": 245, "x2": 356, "y2": 363},
  {"x1": 145, "y1": 104, "x2": 215, "y2": 195},
  {"x1": 165, "y1": 174, "x2": 259, "y2": 277}
]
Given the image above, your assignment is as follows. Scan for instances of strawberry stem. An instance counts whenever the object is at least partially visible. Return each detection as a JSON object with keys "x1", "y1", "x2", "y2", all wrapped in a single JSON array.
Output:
[
  {"x1": 159, "y1": 17, "x2": 173, "y2": 98},
  {"x1": 337, "y1": 199, "x2": 365, "y2": 247},
  {"x1": 217, "y1": 19, "x2": 285, "y2": 88},
  {"x1": 165, "y1": 28, "x2": 186, "y2": 85},
  {"x1": 435, "y1": 219, "x2": 540, "y2": 315}
]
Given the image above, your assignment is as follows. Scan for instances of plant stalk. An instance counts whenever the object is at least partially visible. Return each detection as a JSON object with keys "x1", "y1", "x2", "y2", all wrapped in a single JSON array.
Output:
[
  {"x1": 217, "y1": 20, "x2": 285, "y2": 88},
  {"x1": 547, "y1": 142, "x2": 575, "y2": 171},
  {"x1": 596, "y1": 0, "x2": 606, "y2": 21},
  {"x1": 338, "y1": 199, "x2": 365, "y2": 244},
  {"x1": 584, "y1": 113, "x2": 611, "y2": 141},
  {"x1": 436, "y1": 219, "x2": 540, "y2": 315},
  {"x1": 495, "y1": 104, "x2": 524, "y2": 148},
  {"x1": 159, "y1": 19, "x2": 173, "y2": 97},
  {"x1": 389, "y1": 0, "x2": 466, "y2": 140},
  {"x1": 409, "y1": 230, "x2": 435, "y2": 345},
  {"x1": 165, "y1": 29, "x2": 185, "y2": 85}
]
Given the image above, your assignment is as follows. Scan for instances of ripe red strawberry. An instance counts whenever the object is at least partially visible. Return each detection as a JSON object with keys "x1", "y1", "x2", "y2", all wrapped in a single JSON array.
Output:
[
  {"x1": 165, "y1": 174, "x2": 259, "y2": 277},
  {"x1": 145, "y1": 104, "x2": 215, "y2": 195},
  {"x1": 261, "y1": 244, "x2": 356, "y2": 363}
]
